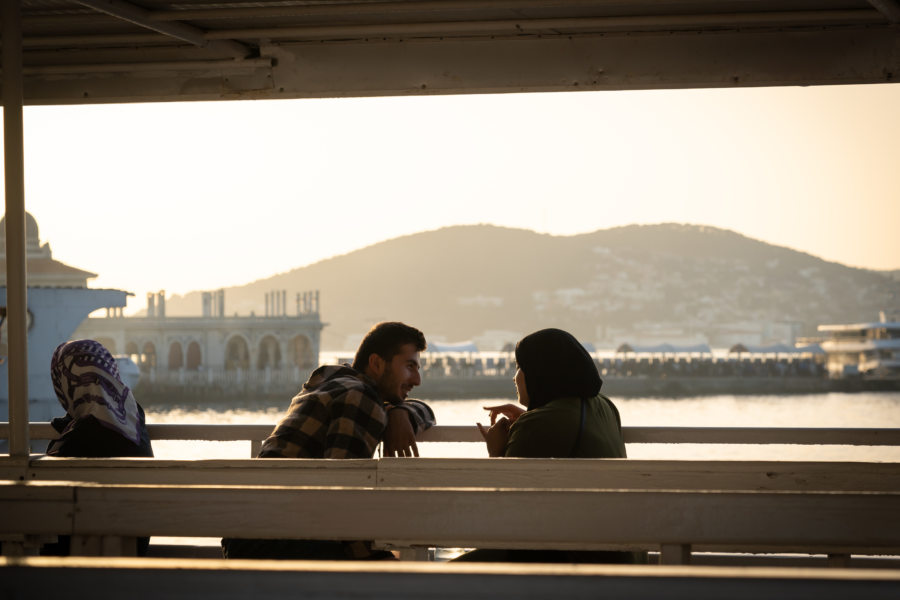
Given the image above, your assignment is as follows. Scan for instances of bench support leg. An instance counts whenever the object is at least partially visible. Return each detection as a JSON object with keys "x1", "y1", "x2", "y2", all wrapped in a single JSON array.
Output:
[
  {"x1": 660, "y1": 543, "x2": 692, "y2": 565},
  {"x1": 827, "y1": 553, "x2": 851, "y2": 568}
]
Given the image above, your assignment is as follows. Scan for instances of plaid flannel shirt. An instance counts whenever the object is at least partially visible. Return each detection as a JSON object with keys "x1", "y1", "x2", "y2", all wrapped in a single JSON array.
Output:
[
  {"x1": 259, "y1": 364, "x2": 435, "y2": 459},
  {"x1": 256, "y1": 364, "x2": 435, "y2": 559}
]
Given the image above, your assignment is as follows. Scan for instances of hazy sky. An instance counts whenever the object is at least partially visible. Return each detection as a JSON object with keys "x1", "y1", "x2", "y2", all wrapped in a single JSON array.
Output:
[{"x1": 8, "y1": 82, "x2": 900, "y2": 313}]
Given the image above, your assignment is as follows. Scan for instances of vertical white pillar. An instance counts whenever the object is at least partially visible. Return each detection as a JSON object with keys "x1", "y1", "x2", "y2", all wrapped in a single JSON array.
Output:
[{"x1": 3, "y1": 1, "x2": 29, "y2": 457}]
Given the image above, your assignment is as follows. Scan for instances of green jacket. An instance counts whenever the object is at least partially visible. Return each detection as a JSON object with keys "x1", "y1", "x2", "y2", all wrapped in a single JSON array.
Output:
[
  {"x1": 453, "y1": 393, "x2": 643, "y2": 564},
  {"x1": 505, "y1": 393, "x2": 626, "y2": 458}
]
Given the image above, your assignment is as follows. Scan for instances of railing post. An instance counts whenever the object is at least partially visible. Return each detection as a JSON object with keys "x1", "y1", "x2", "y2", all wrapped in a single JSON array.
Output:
[{"x1": 2, "y1": 0, "x2": 30, "y2": 458}]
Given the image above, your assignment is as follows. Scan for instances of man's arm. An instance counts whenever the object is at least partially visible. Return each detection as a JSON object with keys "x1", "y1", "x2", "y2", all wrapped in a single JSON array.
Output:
[
  {"x1": 382, "y1": 399, "x2": 436, "y2": 457},
  {"x1": 392, "y1": 399, "x2": 436, "y2": 433}
]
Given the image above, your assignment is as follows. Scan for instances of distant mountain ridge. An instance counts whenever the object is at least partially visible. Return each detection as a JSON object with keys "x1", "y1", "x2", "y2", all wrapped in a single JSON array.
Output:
[{"x1": 163, "y1": 224, "x2": 900, "y2": 350}]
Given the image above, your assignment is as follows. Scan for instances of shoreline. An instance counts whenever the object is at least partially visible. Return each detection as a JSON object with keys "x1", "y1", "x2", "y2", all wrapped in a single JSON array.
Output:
[{"x1": 133, "y1": 376, "x2": 898, "y2": 406}]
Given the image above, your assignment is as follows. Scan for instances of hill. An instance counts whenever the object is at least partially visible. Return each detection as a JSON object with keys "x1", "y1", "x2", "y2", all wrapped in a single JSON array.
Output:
[{"x1": 163, "y1": 224, "x2": 900, "y2": 350}]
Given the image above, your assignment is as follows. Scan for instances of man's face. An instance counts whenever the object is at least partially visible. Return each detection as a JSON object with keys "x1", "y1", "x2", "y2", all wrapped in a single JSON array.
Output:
[{"x1": 373, "y1": 342, "x2": 422, "y2": 402}]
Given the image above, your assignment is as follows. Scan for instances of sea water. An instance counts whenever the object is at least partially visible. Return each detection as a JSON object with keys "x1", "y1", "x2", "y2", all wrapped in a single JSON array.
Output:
[{"x1": 145, "y1": 392, "x2": 900, "y2": 462}]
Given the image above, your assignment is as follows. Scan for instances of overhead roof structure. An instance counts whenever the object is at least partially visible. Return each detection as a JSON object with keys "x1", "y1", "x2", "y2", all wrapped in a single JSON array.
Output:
[
  {"x1": 2, "y1": 1, "x2": 899, "y2": 455},
  {"x1": 10, "y1": 0, "x2": 900, "y2": 104}
]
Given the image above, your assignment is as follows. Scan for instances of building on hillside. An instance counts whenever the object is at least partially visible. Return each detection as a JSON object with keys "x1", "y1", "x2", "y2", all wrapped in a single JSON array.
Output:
[{"x1": 0, "y1": 212, "x2": 129, "y2": 424}]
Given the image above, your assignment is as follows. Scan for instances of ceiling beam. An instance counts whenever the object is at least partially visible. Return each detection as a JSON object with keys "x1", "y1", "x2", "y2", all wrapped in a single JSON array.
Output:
[
  {"x1": 868, "y1": 0, "x2": 900, "y2": 22},
  {"x1": 18, "y1": 28, "x2": 899, "y2": 106},
  {"x1": 72, "y1": 0, "x2": 254, "y2": 59},
  {"x1": 88, "y1": 0, "x2": 727, "y2": 22},
  {"x1": 201, "y1": 11, "x2": 884, "y2": 41},
  {"x1": 24, "y1": 58, "x2": 273, "y2": 76}
]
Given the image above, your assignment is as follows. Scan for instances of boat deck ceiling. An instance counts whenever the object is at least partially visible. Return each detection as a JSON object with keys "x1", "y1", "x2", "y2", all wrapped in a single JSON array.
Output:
[{"x1": 11, "y1": 0, "x2": 900, "y2": 103}]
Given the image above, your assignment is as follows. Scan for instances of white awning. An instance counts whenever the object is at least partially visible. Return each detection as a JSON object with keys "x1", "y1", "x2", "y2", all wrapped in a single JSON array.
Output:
[
  {"x1": 616, "y1": 343, "x2": 712, "y2": 355},
  {"x1": 427, "y1": 341, "x2": 479, "y2": 354}
]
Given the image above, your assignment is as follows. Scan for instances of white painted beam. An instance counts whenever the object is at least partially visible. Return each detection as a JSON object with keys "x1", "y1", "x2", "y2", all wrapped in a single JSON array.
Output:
[
  {"x1": 2, "y1": 482, "x2": 899, "y2": 554},
  {"x1": 2, "y1": 0, "x2": 29, "y2": 458},
  {"x1": 6, "y1": 456, "x2": 900, "y2": 492}
]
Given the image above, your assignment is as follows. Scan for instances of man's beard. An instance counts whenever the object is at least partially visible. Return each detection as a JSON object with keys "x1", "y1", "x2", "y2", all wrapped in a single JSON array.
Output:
[{"x1": 377, "y1": 371, "x2": 403, "y2": 403}]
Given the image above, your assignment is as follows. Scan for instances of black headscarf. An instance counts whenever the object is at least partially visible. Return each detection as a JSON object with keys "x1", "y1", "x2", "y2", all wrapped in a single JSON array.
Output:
[{"x1": 514, "y1": 328, "x2": 602, "y2": 410}]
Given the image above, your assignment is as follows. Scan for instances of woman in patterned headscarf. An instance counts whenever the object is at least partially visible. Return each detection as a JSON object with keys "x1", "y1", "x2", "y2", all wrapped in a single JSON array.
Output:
[
  {"x1": 42, "y1": 339, "x2": 153, "y2": 556},
  {"x1": 47, "y1": 339, "x2": 153, "y2": 457}
]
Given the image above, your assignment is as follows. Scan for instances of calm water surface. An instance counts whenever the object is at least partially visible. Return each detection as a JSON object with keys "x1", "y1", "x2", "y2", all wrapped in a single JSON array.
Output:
[{"x1": 146, "y1": 392, "x2": 900, "y2": 461}]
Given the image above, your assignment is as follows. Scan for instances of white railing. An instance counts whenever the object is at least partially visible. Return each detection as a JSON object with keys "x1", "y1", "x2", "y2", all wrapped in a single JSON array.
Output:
[
  {"x1": 3, "y1": 423, "x2": 900, "y2": 458},
  {"x1": 4, "y1": 423, "x2": 900, "y2": 446}
]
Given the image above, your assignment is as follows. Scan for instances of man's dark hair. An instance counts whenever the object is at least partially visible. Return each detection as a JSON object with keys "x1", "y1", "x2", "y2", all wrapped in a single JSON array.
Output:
[{"x1": 352, "y1": 322, "x2": 426, "y2": 371}]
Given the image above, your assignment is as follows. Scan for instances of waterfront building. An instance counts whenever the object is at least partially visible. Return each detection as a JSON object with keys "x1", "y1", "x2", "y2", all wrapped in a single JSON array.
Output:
[
  {"x1": 74, "y1": 288, "x2": 324, "y2": 401},
  {"x1": 0, "y1": 213, "x2": 128, "y2": 423}
]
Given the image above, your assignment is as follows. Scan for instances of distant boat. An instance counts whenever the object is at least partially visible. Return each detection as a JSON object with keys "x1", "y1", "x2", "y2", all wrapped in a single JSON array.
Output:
[{"x1": 818, "y1": 317, "x2": 900, "y2": 384}]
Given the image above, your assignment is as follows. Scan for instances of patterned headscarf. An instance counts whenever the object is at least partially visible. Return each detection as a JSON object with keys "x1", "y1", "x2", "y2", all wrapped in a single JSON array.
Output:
[{"x1": 50, "y1": 339, "x2": 142, "y2": 445}]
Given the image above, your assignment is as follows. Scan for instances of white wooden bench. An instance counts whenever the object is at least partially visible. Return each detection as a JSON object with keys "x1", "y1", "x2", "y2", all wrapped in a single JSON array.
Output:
[{"x1": 2, "y1": 480, "x2": 898, "y2": 565}]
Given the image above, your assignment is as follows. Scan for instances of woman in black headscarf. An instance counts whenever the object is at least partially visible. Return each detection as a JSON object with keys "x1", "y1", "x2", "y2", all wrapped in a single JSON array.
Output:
[
  {"x1": 478, "y1": 328, "x2": 626, "y2": 460},
  {"x1": 456, "y1": 328, "x2": 639, "y2": 563}
]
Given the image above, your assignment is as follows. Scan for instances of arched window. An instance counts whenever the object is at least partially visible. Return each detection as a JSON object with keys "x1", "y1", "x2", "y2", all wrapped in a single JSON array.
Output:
[
  {"x1": 140, "y1": 341, "x2": 157, "y2": 371},
  {"x1": 124, "y1": 341, "x2": 139, "y2": 364},
  {"x1": 290, "y1": 335, "x2": 315, "y2": 369},
  {"x1": 225, "y1": 336, "x2": 250, "y2": 371},
  {"x1": 168, "y1": 341, "x2": 184, "y2": 370},
  {"x1": 257, "y1": 335, "x2": 282, "y2": 370},
  {"x1": 186, "y1": 341, "x2": 202, "y2": 371}
]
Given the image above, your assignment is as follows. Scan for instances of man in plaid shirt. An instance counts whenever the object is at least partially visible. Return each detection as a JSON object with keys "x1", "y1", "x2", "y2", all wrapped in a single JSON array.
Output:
[{"x1": 222, "y1": 321, "x2": 435, "y2": 559}]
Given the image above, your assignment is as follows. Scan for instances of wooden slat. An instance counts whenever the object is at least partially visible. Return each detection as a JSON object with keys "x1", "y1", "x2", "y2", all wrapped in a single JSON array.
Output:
[
  {"x1": 3, "y1": 558, "x2": 900, "y2": 600},
  {"x1": 2, "y1": 482, "x2": 894, "y2": 554},
  {"x1": 623, "y1": 427, "x2": 900, "y2": 446},
  {"x1": 6, "y1": 457, "x2": 900, "y2": 492},
  {"x1": 375, "y1": 458, "x2": 900, "y2": 492},
  {"x1": 0, "y1": 480, "x2": 75, "y2": 534},
  {"x1": 5, "y1": 423, "x2": 900, "y2": 446},
  {"x1": 8, "y1": 458, "x2": 376, "y2": 487}
]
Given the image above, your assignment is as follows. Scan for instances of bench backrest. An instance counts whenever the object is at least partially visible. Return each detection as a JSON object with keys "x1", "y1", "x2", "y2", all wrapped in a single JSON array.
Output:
[
  {"x1": 3, "y1": 457, "x2": 900, "y2": 492},
  {"x1": 2, "y1": 480, "x2": 899, "y2": 558}
]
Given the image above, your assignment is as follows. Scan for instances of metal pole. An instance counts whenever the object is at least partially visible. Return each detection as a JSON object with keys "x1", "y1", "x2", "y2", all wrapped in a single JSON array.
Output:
[{"x1": 2, "y1": 1, "x2": 30, "y2": 457}]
